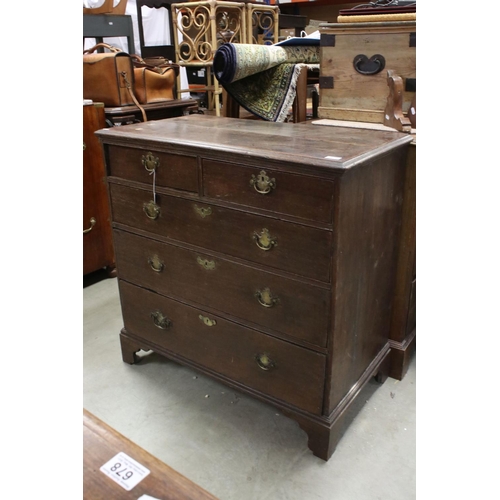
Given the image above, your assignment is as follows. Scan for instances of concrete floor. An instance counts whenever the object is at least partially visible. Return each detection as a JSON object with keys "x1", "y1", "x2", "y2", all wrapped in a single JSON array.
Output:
[{"x1": 83, "y1": 269, "x2": 416, "y2": 500}]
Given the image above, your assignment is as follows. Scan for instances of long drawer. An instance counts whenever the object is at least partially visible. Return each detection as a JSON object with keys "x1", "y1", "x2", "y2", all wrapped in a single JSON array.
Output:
[
  {"x1": 119, "y1": 281, "x2": 326, "y2": 415},
  {"x1": 202, "y1": 160, "x2": 335, "y2": 224},
  {"x1": 107, "y1": 145, "x2": 199, "y2": 193},
  {"x1": 109, "y1": 183, "x2": 332, "y2": 282},
  {"x1": 114, "y1": 229, "x2": 330, "y2": 347}
]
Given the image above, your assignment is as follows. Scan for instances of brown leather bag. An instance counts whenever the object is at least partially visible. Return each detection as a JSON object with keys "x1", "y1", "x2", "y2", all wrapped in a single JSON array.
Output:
[
  {"x1": 83, "y1": 43, "x2": 147, "y2": 121},
  {"x1": 131, "y1": 55, "x2": 179, "y2": 104}
]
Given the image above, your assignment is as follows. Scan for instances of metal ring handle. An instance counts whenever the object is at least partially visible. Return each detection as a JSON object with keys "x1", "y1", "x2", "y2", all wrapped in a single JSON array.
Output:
[
  {"x1": 353, "y1": 54, "x2": 386, "y2": 75},
  {"x1": 151, "y1": 311, "x2": 171, "y2": 330},
  {"x1": 255, "y1": 353, "x2": 275, "y2": 371},
  {"x1": 255, "y1": 288, "x2": 279, "y2": 308},
  {"x1": 148, "y1": 255, "x2": 164, "y2": 273},
  {"x1": 142, "y1": 152, "x2": 159, "y2": 172},
  {"x1": 143, "y1": 200, "x2": 161, "y2": 220},
  {"x1": 250, "y1": 170, "x2": 276, "y2": 195},
  {"x1": 253, "y1": 228, "x2": 277, "y2": 251},
  {"x1": 83, "y1": 217, "x2": 96, "y2": 234}
]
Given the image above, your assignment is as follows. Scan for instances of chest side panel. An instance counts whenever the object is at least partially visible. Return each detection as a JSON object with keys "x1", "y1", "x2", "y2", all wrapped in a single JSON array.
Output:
[{"x1": 326, "y1": 147, "x2": 408, "y2": 413}]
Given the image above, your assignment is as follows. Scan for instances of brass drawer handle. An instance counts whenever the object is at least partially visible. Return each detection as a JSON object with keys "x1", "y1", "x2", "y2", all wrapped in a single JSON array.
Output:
[
  {"x1": 148, "y1": 255, "x2": 164, "y2": 273},
  {"x1": 199, "y1": 314, "x2": 217, "y2": 327},
  {"x1": 143, "y1": 200, "x2": 161, "y2": 220},
  {"x1": 142, "y1": 152, "x2": 159, "y2": 172},
  {"x1": 253, "y1": 228, "x2": 277, "y2": 251},
  {"x1": 250, "y1": 170, "x2": 276, "y2": 194},
  {"x1": 197, "y1": 256, "x2": 216, "y2": 270},
  {"x1": 194, "y1": 205, "x2": 212, "y2": 218},
  {"x1": 83, "y1": 217, "x2": 96, "y2": 234},
  {"x1": 255, "y1": 288, "x2": 279, "y2": 308},
  {"x1": 151, "y1": 311, "x2": 172, "y2": 330},
  {"x1": 255, "y1": 353, "x2": 275, "y2": 371}
]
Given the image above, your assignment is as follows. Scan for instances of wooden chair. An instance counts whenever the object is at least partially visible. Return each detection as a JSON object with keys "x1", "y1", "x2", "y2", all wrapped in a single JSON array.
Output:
[
  {"x1": 171, "y1": 1, "x2": 248, "y2": 115},
  {"x1": 136, "y1": 0, "x2": 176, "y2": 61},
  {"x1": 83, "y1": 13, "x2": 135, "y2": 54}
]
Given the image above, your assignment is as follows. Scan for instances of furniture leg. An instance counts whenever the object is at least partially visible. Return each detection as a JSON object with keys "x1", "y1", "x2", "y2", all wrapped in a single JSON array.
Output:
[
  {"x1": 120, "y1": 330, "x2": 144, "y2": 364},
  {"x1": 281, "y1": 406, "x2": 354, "y2": 461},
  {"x1": 106, "y1": 265, "x2": 117, "y2": 278},
  {"x1": 374, "y1": 352, "x2": 391, "y2": 384},
  {"x1": 389, "y1": 328, "x2": 416, "y2": 380}
]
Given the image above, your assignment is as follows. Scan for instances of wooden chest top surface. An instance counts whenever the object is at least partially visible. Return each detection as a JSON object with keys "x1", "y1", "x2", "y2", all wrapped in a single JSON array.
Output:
[{"x1": 96, "y1": 115, "x2": 412, "y2": 172}]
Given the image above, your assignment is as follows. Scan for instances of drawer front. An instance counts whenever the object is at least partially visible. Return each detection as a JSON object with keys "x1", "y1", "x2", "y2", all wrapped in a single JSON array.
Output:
[
  {"x1": 203, "y1": 160, "x2": 334, "y2": 224},
  {"x1": 119, "y1": 281, "x2": 326, "y2": 415},
  {"x1": 107, "y1": 145, "x2": 199, "y2": 192},
  {"x1": 114, "y1": 230, "x2": 330, "y2": 347},
  {"x1": 109, "y1": 183, "x2": 332, "y2": 282}
]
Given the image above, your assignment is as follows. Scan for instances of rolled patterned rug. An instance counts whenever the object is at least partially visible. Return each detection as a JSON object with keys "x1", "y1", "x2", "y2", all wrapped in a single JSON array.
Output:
[
  {"x1": 213, "y1": 43, "x2": 320, "y2": 122},
  {"x1": 214, "y1": 43, "x2": 319, "y2": 85}
]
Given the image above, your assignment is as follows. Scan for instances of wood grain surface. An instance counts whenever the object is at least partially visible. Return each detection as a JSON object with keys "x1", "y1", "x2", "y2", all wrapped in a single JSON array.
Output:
[{"x1": 83, "y1": 409, "x2": 218, "y2": 500}]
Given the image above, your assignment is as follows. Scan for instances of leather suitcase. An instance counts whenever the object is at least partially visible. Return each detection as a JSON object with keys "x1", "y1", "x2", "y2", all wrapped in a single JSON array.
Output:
[
  {"x1": 133, "y1": 65, "x2": 177, "y2": 103},
  {"x1": 83, "y1": 44, "x2": 136, "y2": 107}
]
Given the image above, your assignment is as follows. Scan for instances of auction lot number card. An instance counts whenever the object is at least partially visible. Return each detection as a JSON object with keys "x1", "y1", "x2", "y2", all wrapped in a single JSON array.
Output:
[{"x1": 100, "y1": 452, "x2": 151, "y2": 491}]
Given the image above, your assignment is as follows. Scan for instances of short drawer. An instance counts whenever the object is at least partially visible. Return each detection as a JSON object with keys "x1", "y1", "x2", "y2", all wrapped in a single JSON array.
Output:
[
  {"x1": 203, "y1": 160, "x2": 334, "y2": 224},
  {"x1": 114, "y1": 230, "x2": 330, "y2": 347},
  {"x1": 119, "y1": 281, "x2": 326, "y2": 415},
  {"x1": 109, "y1": 184, "x2": 332, "y2": 282},
  {"x1": 106, "y1": 145, "x2": 198, "y2": 192}
]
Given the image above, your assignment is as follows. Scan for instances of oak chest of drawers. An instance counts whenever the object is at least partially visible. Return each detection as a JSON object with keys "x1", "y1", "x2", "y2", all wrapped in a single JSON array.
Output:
[{"x1": 96, "y1": 115, "x2": 413, "y2": 460}]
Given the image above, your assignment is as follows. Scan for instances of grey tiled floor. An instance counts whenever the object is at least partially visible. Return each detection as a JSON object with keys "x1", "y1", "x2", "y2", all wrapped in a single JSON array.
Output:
[{"x1": 84, "y1": 270, "x2": 416, "y2": 500}]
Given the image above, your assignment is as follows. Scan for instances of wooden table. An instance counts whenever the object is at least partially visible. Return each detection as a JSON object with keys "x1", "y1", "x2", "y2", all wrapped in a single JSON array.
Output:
[
  {"x1": 105, "y1": 99, "x2": 199, "y2": 125},
  {"x1": 83, "y1": 409, "x2": 218, "y2": 499}
]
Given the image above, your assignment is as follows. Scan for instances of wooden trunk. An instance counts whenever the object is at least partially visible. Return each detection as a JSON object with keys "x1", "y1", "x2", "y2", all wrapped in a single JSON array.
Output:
[
  {"x1": 96, "y1": 115, "x2": 413, "y2": 461},
  {"x1": 318, "y1": 21, "x2": 416, "y2": 124}
]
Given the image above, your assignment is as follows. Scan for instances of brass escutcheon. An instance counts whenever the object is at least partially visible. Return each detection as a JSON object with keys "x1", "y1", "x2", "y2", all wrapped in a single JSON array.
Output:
[
  {"x1": 253, "y1": 228, "x2": 277, "y2": 251},
  {"x1": 83, "y1": 217, "x2": 96, "y2": 234},
  {"x1": 142, "y1": 152, "x2": 159, "y2": 172},
  {"x1": 196, "y1": 256, "x2": 216, "y2": 270},
  {"x1": 194, "y1": 205, "x2": 212, "y2": 218},
  {"x1": 143, "y1": 200, "x2": 161, "y2": 220},
  {"x1": 255, "y1": 353, "x2": 275, "y2": 371},
  {"x1": 199, "y1": 314, "x2": 217, "y2": 327},
  {"x1": 255, "y1": 288, "x2": 279, "y2": 308},
  {"x1": 250, "y1": 170, "x2": 276, "y2": 194},
  {"x1": 148, "y1": 255, "x2": 164, "y2": 273},
  {"x1": 151, "y1": 311, "x2": 172, "y2": 330}
]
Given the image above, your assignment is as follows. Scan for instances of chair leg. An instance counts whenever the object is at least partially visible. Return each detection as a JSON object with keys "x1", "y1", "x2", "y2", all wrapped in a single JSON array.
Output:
[
  {"x1": 222, "y1": 89, "x2": 240, "y2": 118},
  {"x1": 292, "y1": 67, "x2": 308, "y2": 123}
]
